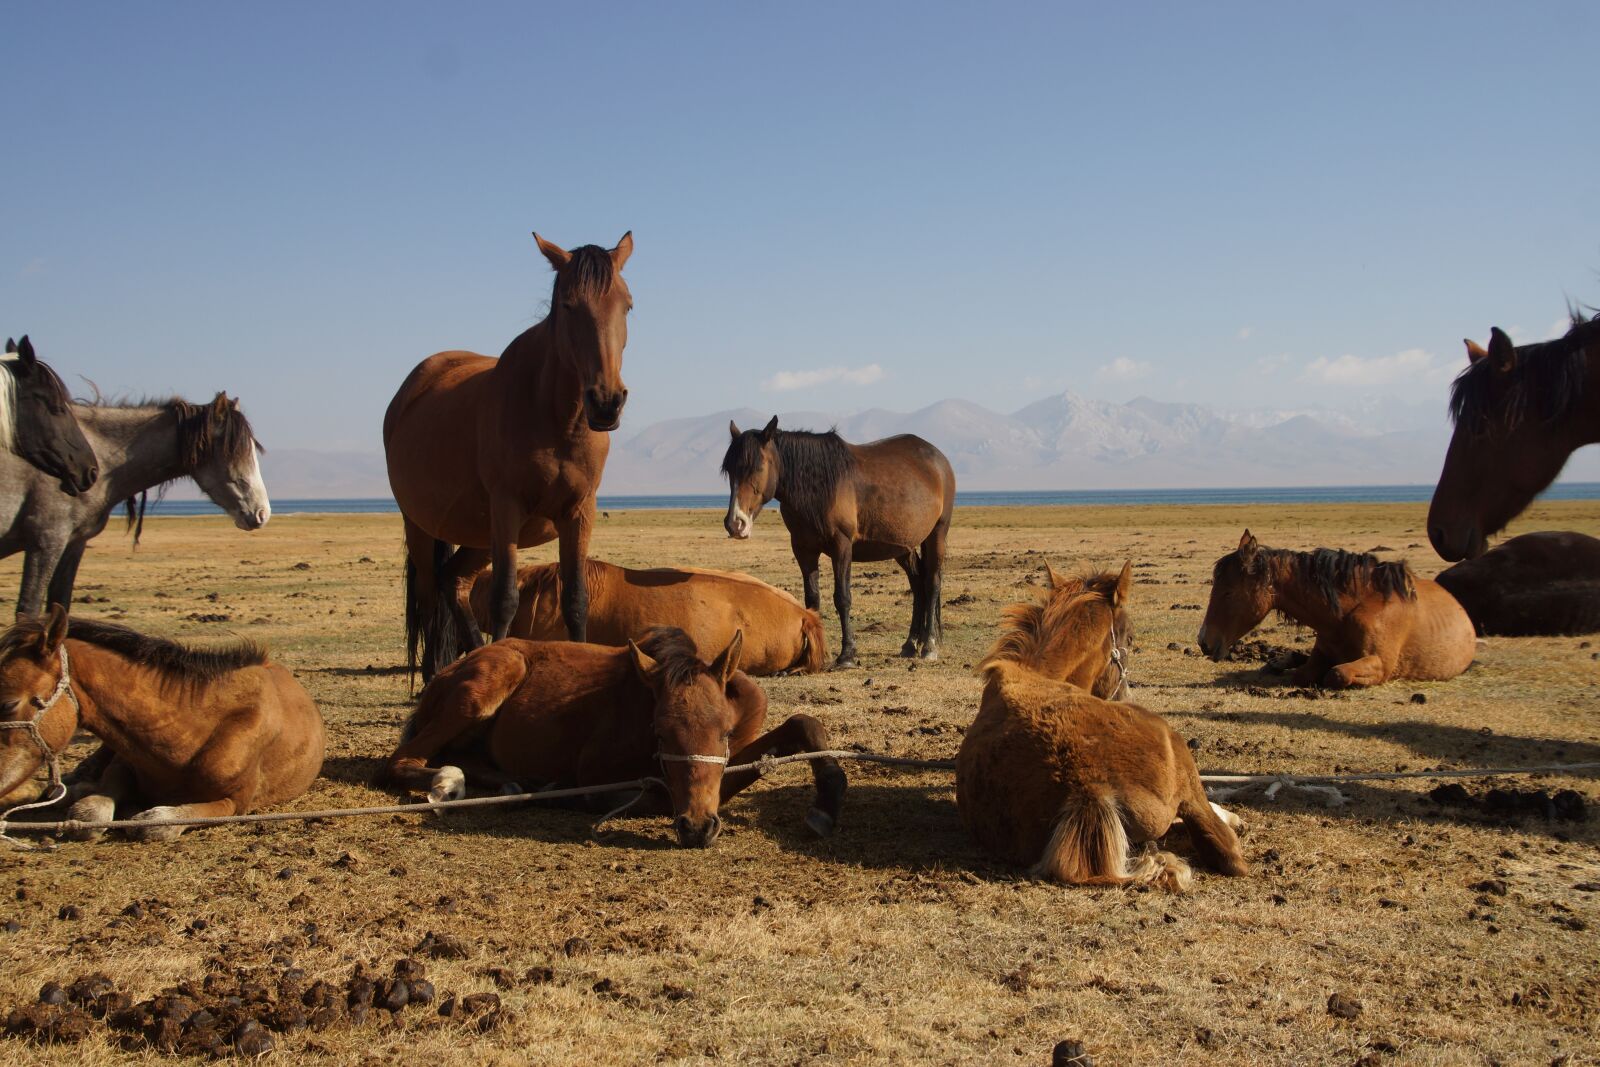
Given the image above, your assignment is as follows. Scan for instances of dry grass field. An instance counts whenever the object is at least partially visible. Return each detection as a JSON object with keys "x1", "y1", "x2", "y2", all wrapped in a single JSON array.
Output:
[{"x1": 0, "y1": 499, "x2": 1597, "y2": 1066}]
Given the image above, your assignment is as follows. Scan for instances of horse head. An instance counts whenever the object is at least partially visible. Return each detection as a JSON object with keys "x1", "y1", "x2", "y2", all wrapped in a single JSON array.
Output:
[
  {"x1": 0, "y1": 606, "x2": 78, "y2": 802},
  {"x1": 1046, "y1": 561, "x2": 1133, "y2": 699},
  {"x1": 3, "y1": 336, "x2": 98, "y2": 495},
  {"x1": 535, "y1": 231, "x2": 633, "y2": 432},
  {"x1": 1198, "y1": 529, "x2": 1275, "y2": 660},
  {"x1": 627, "y1": 627, "x2": 746, "y2": 848},
  {"x1": 720, "y1": 416, "x2": 780, "y2": 539},
  {"x1": 177, "y1": 394, "x2": 270, "y2": 531},
  {"x1": 1428, "y1": 326, "x2": 1587, "y2": 561}
]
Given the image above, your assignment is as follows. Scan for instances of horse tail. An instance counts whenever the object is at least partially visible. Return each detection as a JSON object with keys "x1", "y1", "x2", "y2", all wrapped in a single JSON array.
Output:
[
  {"x1": 404, "y1": 538, "x2": 458, "y2": 690},
  {"x1": 798, "y1": 610, "x2": 828, "y2": 673},
  {"x1": 1031, "y1": 790, "x2": 1193, "y2": 893}
]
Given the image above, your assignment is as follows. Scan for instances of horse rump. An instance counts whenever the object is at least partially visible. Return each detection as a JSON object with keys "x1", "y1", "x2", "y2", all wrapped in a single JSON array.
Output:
[
  {"x1": 797, "y1": 610, "x2": 828, "y2": 673},
  {"x1": 1031, "y1": 790, "x2": 1193, "y2": 892}
]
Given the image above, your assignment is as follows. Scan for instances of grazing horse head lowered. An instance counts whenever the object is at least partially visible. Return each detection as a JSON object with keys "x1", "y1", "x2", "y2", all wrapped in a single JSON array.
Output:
[
  {"x1": 2, "y1": 337, "x2": 98, "y2": 495},
  {"x1": 1429, "y1": 311, "x2": 1600, "y2": 561}
]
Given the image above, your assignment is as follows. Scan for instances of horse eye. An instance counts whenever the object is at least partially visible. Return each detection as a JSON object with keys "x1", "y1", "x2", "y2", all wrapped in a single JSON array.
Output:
[{"x1": 29, "y1": 696, "x2": 46, "y2": 709}]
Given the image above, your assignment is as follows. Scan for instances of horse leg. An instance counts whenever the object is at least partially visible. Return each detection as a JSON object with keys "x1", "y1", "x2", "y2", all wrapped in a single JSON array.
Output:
[
  {"x1": 720, "y1": 714, "x2": 847, "y2": 837},
  {"x1": 556, "y1": 504, "x2": 595, "y2": 642},
  {"x1": 896, "y1": 552, "x2": 923, "y2": 658},
  {"x1": 1174, "y1": 744, "x2": 1248, "y2": 876},
  {"x1": 442, "y1": 545, "x2": 490, "y2": 648},
  {"x1": 127, "y1": 798, "x2": 238, "y2": 843},
  {"x1": 45, "y1": 540, "x2": 87, "y2": 612},
  {"x1": 794, "y1": 541, "x2": 822, "y2": 613},
  {"x1": 830, "y1": 542, "x2": 857, "y2": 668},
  {"x1": 919, "y1": 521, "x2": 948, "y2": 660},
  {"x1": 1324, "y1": 654, "x2": 1388, "y2": 689},
  {"x1": 63, "y1": 743, "x2": 116, "y2": 788},
  {"x1": 16, "y1": 542, "x2": 66, "y2": 618},
  {"x1": 1289, "y1": 647, "x2": 1332, "y2": 687},
  {"x1": 64, "y1": 756, "x2": 140, "y2": 842}
]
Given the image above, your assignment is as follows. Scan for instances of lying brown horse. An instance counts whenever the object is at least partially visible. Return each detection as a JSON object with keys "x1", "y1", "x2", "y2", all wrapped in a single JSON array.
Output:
[
  {"x1": 378, "y1": 627, "x2": 846, "y2": 848},
  {"x1": 1436, "y1": 531, "x2": 1600, "y2": 636},
  {"x1": 465, "y1": 559, "x2": 827, "y2": 674},
  {"x1": 384, "y1": 232, "x2": 633, "y2": 683},
  {"x1": 958, "y1": 563, "x2": 1246, "y2": 891},
  {"x1": 1199, "y1": 531, "x2": 1475, "y2": 687},
  {"x1": 1430, "y1": 310, "x2": 1600, "y2": 561},
  {"x1": 721, "y1": 417, "x2": 955, "y2": 667},
  {"x1": 0, "y1": 607, "x2": 324, "y2": 840}
]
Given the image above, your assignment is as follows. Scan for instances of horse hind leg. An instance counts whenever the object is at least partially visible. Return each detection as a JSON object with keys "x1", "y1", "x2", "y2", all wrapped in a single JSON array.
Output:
[
  {"x1": 64, "y1": 756, "x2": 139, "y2": 842},
  {"x1": 1175, "y1": 750, "x2": 1248, "y2": 877},
  {"x1": 127, "y1": 798, "x2": 238, "y2": 843},
  {"x1": 896, "y1": 552, "x2": 923, "y2": 658},
  {"x1": 918, "y1": 522, "x2": 948, "y2": 660}
]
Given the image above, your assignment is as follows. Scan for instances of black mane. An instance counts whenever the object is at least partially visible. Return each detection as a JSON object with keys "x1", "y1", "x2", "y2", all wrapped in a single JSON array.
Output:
[
  {"x1": 2, "y1": 355, "x2": 74, "y2": 414},
  {"x1": 1244, "y1": 546, "x2": 1415, "y2": 608},
  {"x1": 0, "y1": 616, "x2": 267, "y2": 685},
  {"x1": 1449, "y1": 309, "x2": 1596, "y2": 434},
  {"x1": 720, "y1": 426, "x2": 856, "y2": 523}
]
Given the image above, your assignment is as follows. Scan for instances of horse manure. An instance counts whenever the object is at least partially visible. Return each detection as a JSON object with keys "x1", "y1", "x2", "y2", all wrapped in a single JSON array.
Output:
[
  {"x1": 1326, "y1": 992, "x2": 1363, "y2": 1019},
  {"x1": 480, "y1": 967, "x2": 515, "y2": 990},
  {"x1": 301, "y1": 980, "x2": 338, "y2": 1009},
  {"x1": 2, "y1": 920, "x2": 19, "y2": 933},
  {"x1": 562, "y1": 936, "x2": 592, "y2": 957},
  {"x1": 120, "y1": 902, "x2": 145, "y2": 919},
  {"x1": 56, "y1": 905, "x2": 81, "y2": 921},
  {"x1": 233, "y1": 1019, "x2": 274, "y2": 1056},
  {"x1": 406, "y1": 979, "x2": 436, "y2": 1006},
  {"x1": 392, "y1": 958, "x2": 427, "y2": 982},
  {"x1": 346, "y1": 977, "x2": 375, "y2": 1009},
  {"x1": 1410, "y1": 693, "x2": 1427, "y2": 704},
  {"x1": 659, "y1": 982, "x2": 693, "y2": 1002},
  {"x1": 416, "y1": 931, "x2": 470, "y2": 959},
  {"x1": 377, "y1": 978, "x2": 409, "y2": 1012},
  {"x1": 1052, "y1": 1039, "x2": 1094, "y2": 1066},
  {"x1": 37, "y1": 982, "x2": 67, "y2": 1007},
  {"x1": 475, "y1": 1008, "x2": 511, "y2": 1033}
]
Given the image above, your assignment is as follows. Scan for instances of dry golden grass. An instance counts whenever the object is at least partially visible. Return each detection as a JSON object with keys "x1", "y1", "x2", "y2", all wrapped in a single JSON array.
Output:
[{"x1": 1, "y1": 499, "x2": 1597, "y2": 1065}]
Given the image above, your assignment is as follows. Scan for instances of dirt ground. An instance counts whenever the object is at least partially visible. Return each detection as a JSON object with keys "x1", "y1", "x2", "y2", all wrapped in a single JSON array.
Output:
[{"x1": 0, "y1": 499, "x2": 1596, "y2": 1066}]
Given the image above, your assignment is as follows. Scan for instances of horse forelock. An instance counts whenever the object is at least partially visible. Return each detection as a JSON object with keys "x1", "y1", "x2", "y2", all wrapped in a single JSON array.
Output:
[
  {"x1": 555, "y1": 245, "x2": 617, "y2": 302},
  {"x1": 635, "y1": 625, "x2": 712, "y2": 689},
  {"x1": 173, "y1": 394, "x2": 262, "y2": 473},
  {"x1": 0, "y1": 358, "x2": 15, "y2": 453},
  {"x1": 1449, "y1": 310, "x2": 1596, "y2": 434},
  {"x1": 719, "y1": 429, "x2": 767, "y2": 484}
]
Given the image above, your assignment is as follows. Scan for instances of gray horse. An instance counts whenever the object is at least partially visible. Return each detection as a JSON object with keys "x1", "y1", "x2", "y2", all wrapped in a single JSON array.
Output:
[
  {"x1": 3, "y1": 337, "x2": 99, "y2": 494},
  {"x1": 0, "y1": 393, "x2": 271, "y2": 615}
]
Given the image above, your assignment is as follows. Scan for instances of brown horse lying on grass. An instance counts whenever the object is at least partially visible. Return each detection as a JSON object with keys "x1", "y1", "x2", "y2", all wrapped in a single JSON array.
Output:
[
  {"x1": 378, "y1": 627, "x2": 846, "y2": 848},
  {"x1": 1199, "y1": 530, "x2": 1475, "y2": 687},
  {"x1": 1435, "y1": 531, "x2": 1600, "y2": 636},
  {"x1": 957, "y1": 564, "x2": 1247, "y2": 892},
  {"x1": 465, "y1": 559, "x2": 827, "y2": 674},
  {"x1": 0, "y1": 607, "x2": 324, "y2": 841}
]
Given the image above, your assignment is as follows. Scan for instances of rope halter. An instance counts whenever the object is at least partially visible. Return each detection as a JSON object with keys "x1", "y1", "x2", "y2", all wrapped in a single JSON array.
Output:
[
  {"x1": 656, "y1": 751, "x2": 730, "y2": 766},
  {"x1": 1107, "y1": 627, "x2": 1132, "y2": 702},
  {"x1": 0, "y1": 644, "x2": 79, "y2": 849}
]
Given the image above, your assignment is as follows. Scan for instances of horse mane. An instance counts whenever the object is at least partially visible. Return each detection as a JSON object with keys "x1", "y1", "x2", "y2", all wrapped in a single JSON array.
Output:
[
  {"x1": 1250, "y1": 546, "x2": 1416, "y2": 608},
  {"x1": 555, "y1": 245, "x2": 617, "y2": 301},
  {"x1": 634, "y1": 626, "x2": 710, "y2": 688},
  {"x1": 721, "y1": 427, "x2": 856, "y2": 522},
  {"x1": 1448, "y1": 308, "x2": 1597, "y2": 434},
  {"x1": 0, "y1": 616, "x2": 267, "y2": 685},
  {"x1": 0, "y1": 351, "x2": 75, "y2": 455},
  {"x1": 978, "y1": 574, "x2": 1108, "y2": 677}
]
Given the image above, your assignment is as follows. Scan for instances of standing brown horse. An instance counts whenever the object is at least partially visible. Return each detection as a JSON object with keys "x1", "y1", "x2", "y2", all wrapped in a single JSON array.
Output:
[
  {"x1": 1435, "y1": 531, "x2": 1600, "y2": 636},
  {"x1": 378, "y1": 626, "x2": 846, "y2": 847},
  {"x1": 0, "y1": 607, "x2": 324, "y2": 841},
  {"x1": 465, "y1": 559, "x2": 828, "y2": 674},
  {"x1": 384, "y1": 232, "x2": 633, "y2": 682},
  {"x1": 957, "y1": 564, "x2": 1246, "y2": 891},
  {"x1": 1198, "y1": 531, "x2": 1475, "y2": 688},
  {"x1": 721, "y1": 418, "x2": 955, "y2": 667},
  {"x1": 1429, "y1": 310, "x2": 1599, "y2": 561}
]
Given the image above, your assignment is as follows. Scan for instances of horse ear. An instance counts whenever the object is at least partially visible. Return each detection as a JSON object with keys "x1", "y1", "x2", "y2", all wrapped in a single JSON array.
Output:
[
  {"x1": 532, "y1": 232, "x2": 571, "y2": 271},
  {"x1": 4, "y1": 338, "x2": 14, "y2": 354},
  {"x1": 1044, "y1": 562, "x2": 1068, "y2": 589},
  {"x1": 729, "y1": 420, "x2": 741, "y2": 440},
  {"x1": 761, "y1": 416, "x2": 779, "y2": 443},
  {"x1": 709, "y1": 629, "x2": 744, "y2": 685},
  {"x1": 625, "y1": 639, "x2": 658, "y2": 688},
  {"x1": 15, "y1": 336, "x2": 35, "y2": 366},
  {"x1": 1487, "y1": 327, "x2": 1516, "y2": 374},
  {"x1": 1464, "y1": 338, "x2": 1487, "y2": 363},
  {"x1": 39, "y1": 604, "x2": 69, "y2": 656},
  {"x1": 1238, "y1": 529, "x2": 1258, "y2": 565},
  {"x1": 1112, "y1": 560, "x2": 1133, "y2": 607},
  {"x1": 610, "y1": 231, "x2": 633, "y2": 270}
]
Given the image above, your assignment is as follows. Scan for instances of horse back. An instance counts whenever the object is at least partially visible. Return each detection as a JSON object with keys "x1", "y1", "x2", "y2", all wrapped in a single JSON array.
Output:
[{"x1": 839, "y1": 434, "x2": 955, "y2": 549}]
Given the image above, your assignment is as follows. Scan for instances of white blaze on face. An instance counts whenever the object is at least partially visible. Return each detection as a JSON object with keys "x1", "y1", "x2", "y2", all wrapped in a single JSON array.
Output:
[
  {"x1": 232, "y1": 446, "x2": 271, "y2": 530},
  {"x1": 724, "y1": 497, "x2": 752, "y2": 540}
]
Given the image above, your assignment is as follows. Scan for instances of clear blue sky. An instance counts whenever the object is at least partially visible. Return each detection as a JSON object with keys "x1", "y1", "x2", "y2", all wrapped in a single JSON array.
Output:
[{"x1": 4, "y1": 3, "x2": 1596, "y2": 450}]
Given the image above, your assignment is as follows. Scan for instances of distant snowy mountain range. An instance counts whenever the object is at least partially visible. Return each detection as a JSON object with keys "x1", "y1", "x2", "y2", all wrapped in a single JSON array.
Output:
[{"x1": 173, "y1": 391, "x2": 1600, "y2": 498}]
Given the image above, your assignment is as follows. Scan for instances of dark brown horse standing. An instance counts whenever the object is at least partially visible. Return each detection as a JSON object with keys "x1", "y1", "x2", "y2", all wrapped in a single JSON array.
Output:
[
  {"x1": 721, "y1": 418, "x2": 955, "y2": 667},
  {"x1": 385, "y1": 232, "x2": 633, "y2": 681},
  {"x1": 1429, "y1": 311, "x2": 1600, "y2": 561}
]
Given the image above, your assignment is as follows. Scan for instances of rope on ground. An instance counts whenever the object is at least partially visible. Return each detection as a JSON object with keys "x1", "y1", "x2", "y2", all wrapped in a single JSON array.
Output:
[{"x1": 1, "y1": 752, "x2": 1595, "y2": 845}]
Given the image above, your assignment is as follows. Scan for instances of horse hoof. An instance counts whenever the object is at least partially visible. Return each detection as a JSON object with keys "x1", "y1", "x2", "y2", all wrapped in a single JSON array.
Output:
[
  {"x1": 898, "y1": 643, "x2": 918, "y2": 658},
  {"x1": 919, "y1": 649, "x2": 940, "y2": 662},
  {"x1": 65, "y1": 796, "x2": 115, "y2": 842},
  {"x1": 804, "y1": 807, "x2": 837, "y2": 838},
  {"x1": 428, "y1": 766, "x2": 467, "y2": 810},
  {"x1": 831, "y1": 657, "x2": 858, "y2": 671},
  {"x1": 127, "y1": 807, "x2": 185, "y2": 843}
]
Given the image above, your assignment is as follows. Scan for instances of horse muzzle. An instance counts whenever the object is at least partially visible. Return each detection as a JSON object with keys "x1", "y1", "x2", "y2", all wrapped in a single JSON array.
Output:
[
  {"x1": 1428, "y1": 522, "x2": 1485, "y2": 562},
  {"x1": 584, "y1": 387, "x2": 627, "y2": 432},
  {"x1": 674, "y1": 813, "x2": 722, "y2": 849}
]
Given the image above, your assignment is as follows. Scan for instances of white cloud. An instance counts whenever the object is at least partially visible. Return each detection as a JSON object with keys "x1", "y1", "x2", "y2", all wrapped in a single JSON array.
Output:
[
  {"x1": 1301, "y1": 348, "x2": 1450, "y2": 387},
  {"x1": 762, "y1": 363, "x2": 885, "y2": 392},
  {"x1": 1095, "y1": 357, "x2": 1151, "y2": 381},
  {"x1": 1255, "y1": 353, "x2": 1290, "y2": 375},
  {"x1": 1237, "y1": 326, "x2": 1253, "y2": 340}
]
